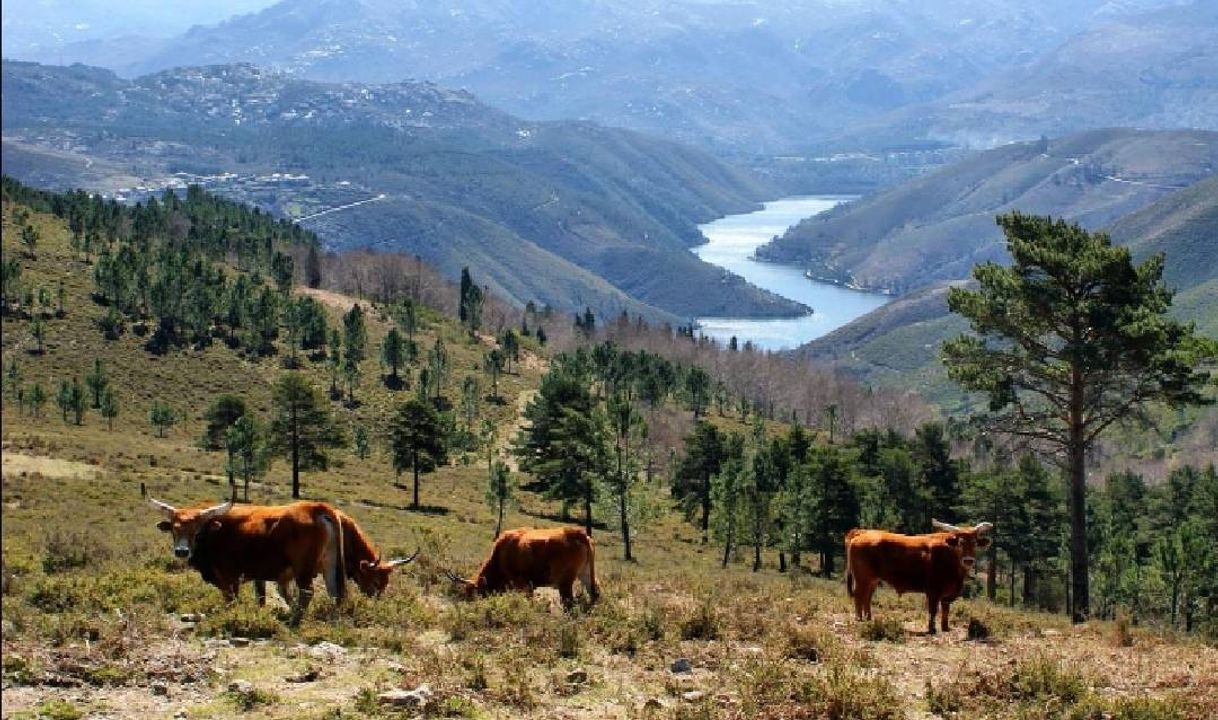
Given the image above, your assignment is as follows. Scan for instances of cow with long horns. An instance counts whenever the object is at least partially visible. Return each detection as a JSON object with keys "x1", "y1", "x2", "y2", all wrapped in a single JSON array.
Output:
[
  {"x1": 844, "y1": 519, "x2": 993, "y2": 634},
  {"x1": 143, "y1": 485, "x2": 346, "y2": 625},
  {"x1": 207, "y1": 509, "x2": 419, "y2": 603},
  {"x1": 444, "y1": 527, "x2": 600, "y2": 610}
]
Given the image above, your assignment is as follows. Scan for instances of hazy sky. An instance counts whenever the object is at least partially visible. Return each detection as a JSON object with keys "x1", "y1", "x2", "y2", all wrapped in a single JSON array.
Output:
[{"x1": 1, "y1": 0, "x2": 280, "y2": 50}]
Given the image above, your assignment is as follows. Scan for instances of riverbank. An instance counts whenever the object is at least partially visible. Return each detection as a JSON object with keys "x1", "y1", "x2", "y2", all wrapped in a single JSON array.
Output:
[{"x1": 691, "y1": 195, "x2": 889, "y2": 351}]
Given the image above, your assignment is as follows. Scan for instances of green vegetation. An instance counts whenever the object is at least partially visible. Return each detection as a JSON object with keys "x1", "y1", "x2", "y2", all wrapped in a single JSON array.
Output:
[
  {"x1": 2, "y1": 184, "x2": 1216, "y2": 719},
  {"x1": 943, "y1": 213, "x2": 1216, "y2": 621}
]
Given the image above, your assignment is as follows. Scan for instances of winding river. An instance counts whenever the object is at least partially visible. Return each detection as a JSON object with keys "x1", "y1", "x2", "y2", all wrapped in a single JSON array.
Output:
[{"x1": 692, "y1": 195, "x2": 889, "y2": 351}]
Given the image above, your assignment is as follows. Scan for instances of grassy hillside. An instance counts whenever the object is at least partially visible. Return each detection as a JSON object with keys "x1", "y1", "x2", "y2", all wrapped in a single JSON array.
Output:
[
  {"x1": 0, "y1": 60, "x2": 805, "y2": 323},
  {"x1": 759, "y1": 129, "x2": 1218, "y2": 294},
  {"x1": 4, "y1": 167, "x2": 1218, "y2": 720}
]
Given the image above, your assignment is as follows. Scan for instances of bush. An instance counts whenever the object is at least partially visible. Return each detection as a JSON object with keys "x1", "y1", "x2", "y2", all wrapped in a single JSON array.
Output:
[
  {"x1": 679, "y1": 598, "x2": 721, "y2": 641},
  {"x1": 859, "y1": 618, "x2": 905, "y2": 643},
  {"x1": 42, "y1": 529, "x2": 110, "y2": 573}
]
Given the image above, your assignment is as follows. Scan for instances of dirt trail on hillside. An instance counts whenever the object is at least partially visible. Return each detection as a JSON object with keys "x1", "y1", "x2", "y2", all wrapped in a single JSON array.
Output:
[
  {"x1": 1, "y1": 452, "x2": 101, "y2": 480},
  {"x1": 297, "y1": 287, "x2": 359, "y2": 312}
]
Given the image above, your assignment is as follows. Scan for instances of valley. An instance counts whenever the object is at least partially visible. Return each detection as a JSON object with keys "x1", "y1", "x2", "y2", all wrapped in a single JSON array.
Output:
[{"x1": 691, "y1": 196, "x2": 890, "y2": 351}]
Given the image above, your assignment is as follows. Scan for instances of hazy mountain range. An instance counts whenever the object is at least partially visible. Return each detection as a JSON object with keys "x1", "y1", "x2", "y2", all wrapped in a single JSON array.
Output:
[{"x1": 6, "y1": 0, "x2": 1213, "y2": 154}]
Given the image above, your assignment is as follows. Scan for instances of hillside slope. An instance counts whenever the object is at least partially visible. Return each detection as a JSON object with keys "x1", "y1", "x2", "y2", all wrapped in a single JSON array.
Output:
[
  {"x1": 5, "y1": 165, "x2": 1217, "y2": 720},
  {"x1": 799, "y1": 173, "x2": 1218, "y2": 411},
  {"x1": 0, "y1": 60, "x2": 804, "y2": 323},
  {"x1": 759, "y1": 129, "x2": 1218, "y2": 293}
]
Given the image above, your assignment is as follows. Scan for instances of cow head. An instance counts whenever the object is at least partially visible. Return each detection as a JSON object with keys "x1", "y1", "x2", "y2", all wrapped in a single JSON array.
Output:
[
  {"x1": 931, "y1": 519, "x2": 993, "y2": 569},
  {"x1": 355, "y1": 549, "x2": 420, "y2": 597},
  {"x1": 143, "y1": 483, "x2": 233, "y2": 560},
  {"x1": 442, "y1": 568, "x2": 486, "y2": 600}
]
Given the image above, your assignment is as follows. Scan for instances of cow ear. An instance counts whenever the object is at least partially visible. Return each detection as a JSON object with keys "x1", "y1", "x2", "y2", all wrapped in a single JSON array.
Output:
[
  {"x1": 977, "y1": 537, "x2": 992, "y2": 549},
  {"x1": 156, "y1": 520, "x2": 172, "y2": 533},
  {"x1": 945, "y1": 534, "x2": 960, "y2": 547},
  {"x1": 360, "y1": 560, "x2": 372, "y2": 571},
  {"x1": 208, "y1": 519, "x2": 223, "y2": 531}
]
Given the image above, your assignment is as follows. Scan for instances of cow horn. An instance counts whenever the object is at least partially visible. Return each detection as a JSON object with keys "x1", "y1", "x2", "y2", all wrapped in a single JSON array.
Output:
[
  {"x1": 385, "y1": 549, "x2": 421, "y2": 568},
  {"x1": 144, "y1": 489, "x2": 177, "y2": 519},
  {"x1": 443, "y1": 568, "x2": 469, "y2": 584},
  {"x1": 931, "y1": 519, "x2": 961, "y2": 533},
  {"x1": 974, "y1": 522, "x2": 994, "y2": 535},
  {"x1": 197, "y1": 499, "x2": 234, "y2": 521}
]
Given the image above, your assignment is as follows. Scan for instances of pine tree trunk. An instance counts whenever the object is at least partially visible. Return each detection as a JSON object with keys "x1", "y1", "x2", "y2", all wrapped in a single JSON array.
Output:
[
  {"x1": 986, "y1": 545, "x2": 998, "y2": 601},
  {"x1": 583, "y1": 484, "x2": 593, "y2": 537},
  {"x1": 291, "y1": 412, "x2": 300, "y2": 499},
  {"x1": 412, "y1": 450, "x2": 420, "y2": 509},
  {"x1": 1068, "y1": 390, "x2": 1089, "y2": 622},
  {"x1": 700, "y1": 474, "x2": 711, "y2": 544},
  {"x1": 495, "y1": 500, "x2": 503, "y2": 539},
  {"x1": 620, "y1": 489, "x2": 632, "y2": 561}
]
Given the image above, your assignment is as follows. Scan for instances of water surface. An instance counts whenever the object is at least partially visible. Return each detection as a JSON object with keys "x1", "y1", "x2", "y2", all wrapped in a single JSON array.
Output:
[{"x1": 692, "y1": 195, "x2": 888, "y2": 351}]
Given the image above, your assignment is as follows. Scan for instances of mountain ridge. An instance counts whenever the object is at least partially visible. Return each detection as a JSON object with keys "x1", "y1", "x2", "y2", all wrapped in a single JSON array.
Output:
[{"x1": 1, "y1": 59, "x2": 805, "y2": 323}]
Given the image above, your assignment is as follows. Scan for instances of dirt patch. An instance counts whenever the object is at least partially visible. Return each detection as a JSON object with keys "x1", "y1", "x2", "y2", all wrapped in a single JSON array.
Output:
[
  {"x1": 2, "y1": 452, "x2": 101, "y2": 480},
  {"x1": 296, "y1": 287, "x2": 359, "y2": 312}
]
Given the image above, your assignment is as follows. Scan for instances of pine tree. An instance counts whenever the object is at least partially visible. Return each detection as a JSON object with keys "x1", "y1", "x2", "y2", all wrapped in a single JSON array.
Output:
[
  {"x1": 99, "y1": 387, "x2": 118, "y2": 430},
  {"x1": 30, "y1": 316, "x2": 46, "y2": 354},
  {"x1": 202, "y1": 394, "x2": 247, "y2": 450},
  {"x1": 20, "y1": 224, "x2": 38, "y2": 257},
  {"x1": 673, "y1": 421, "x2": 727, "y2": 544},
  {"x1": 29, "y1": 383, "x2": 47, "y2": 418},
  {"x1": 84, "y1": 359, "x2": 108, "y2": 409},
  {"x1": 382, "y1": 327, "x2": 406, "y2": 386},
  {"x1": 268, "y1": 373, "x2": 344, "y2": 499},
  {"x1": 388, "y1": 399, "x2": 449, "y2": 509},
  {"x1": 484, "y1": 348, "x2": 505, "y2": 400},
  {"x1": 486, "y1": 459, "x2": 514, "y2": 539},
  {"x1": 606, "y1": 392, "x2": 646, "y2": 561},
  {"x1": 712, "y1": 454, "x2": 748, "y2": 568},
  {"x1": 353, "y1": 424, "x2": 371, "y2": 459},
  {"x1": 149, "y1": 400, "x2": 176, "y2": 437},
  {"x1": 943, "y1": 212, "x2": 1216, "y2": 622},
  {"x1": 226, "y1": 414, "x2": 267, "y2": 502}
]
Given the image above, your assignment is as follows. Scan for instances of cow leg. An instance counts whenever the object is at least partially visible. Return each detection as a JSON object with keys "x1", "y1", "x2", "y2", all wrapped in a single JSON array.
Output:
[
  {"x1": 578, "y1": 563, "x2": 599, "y2": 605},
  {"x1": 254, "y1": 580, "x2": 267, "y2": 606},
  {"x1": 276, "y1": 581, "x2": 293, "y2": 605},
  {"x1": 926, "y1": 595, "x2": 939, "y2": 635},
  {"x1": 290, "y1": 578, "x2": 315, "y2": 626},
  {"x1": 860, "y1": 581, "x2": 876, "y2": 621},
  {"x1": 940, "y1": 600, "x2": 952, "y2": 633},
  {"x1": 558, "y1": 581, "x2": 576, "y2": 611}
]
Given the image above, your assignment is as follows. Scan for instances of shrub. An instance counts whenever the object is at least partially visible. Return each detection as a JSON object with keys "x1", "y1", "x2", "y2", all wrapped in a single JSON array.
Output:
[
  {"x1": 42, "y1": 529, "x2": 110, "y2": 573},
  {"x1": 1114, "y1": 608, "x2": 1135, "y2": 648},
  {"x1": 680, "y1": 598, "x2": 721, "y2": 641},
  {"x1": 858, "y1": 618, "x2": 905, "y2": 643}
]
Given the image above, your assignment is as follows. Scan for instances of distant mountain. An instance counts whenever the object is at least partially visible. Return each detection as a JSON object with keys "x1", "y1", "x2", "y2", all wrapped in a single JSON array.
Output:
[
  {"x1": 839, "y1": 0, "x2": 1218, "y2": 149},
  {"x1": 799, "y1": 172, "x2": 1218, "y2": 404},
  {"x1": 1, "y1": 60, "x2": 805, "y2": 322},
  {"x1": 21, "y1": 0, "x2": 1191, "y2": 154},
  {"x1": 759, "y1": 129, "x2": 1218, "y2": 294}
]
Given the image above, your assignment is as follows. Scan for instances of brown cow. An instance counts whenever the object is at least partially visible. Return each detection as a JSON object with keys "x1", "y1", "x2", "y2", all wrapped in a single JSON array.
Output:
[
  {"x1": 845, "y1": 519, "x2": 992, "y2": 634},
  {"x1": 145, "y1": 489, "x2": 345, "y2": 625},
  {"x1": 245, "y1": 510, "x2": 418, "y2": 602},
  {"x1": 444, "y1": 527, "x2": 600, "y2": 609}
]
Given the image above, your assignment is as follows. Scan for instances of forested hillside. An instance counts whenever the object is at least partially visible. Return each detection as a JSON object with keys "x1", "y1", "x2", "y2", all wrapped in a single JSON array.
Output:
[
  {"x1": 4, "y1": 179, "x2": 1218, "y2": 718},
  {"x1": 758, "y1": 129, "x2": 1218, "y2": 294},
  {"x1": 1, "y1": 60, "x2": 805, "y2": 323}
]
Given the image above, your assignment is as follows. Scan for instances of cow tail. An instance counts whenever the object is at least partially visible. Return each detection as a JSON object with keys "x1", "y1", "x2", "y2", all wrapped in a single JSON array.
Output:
[
  {"x1": 320, "y1": 507, "x2": 346, "y2": 603},
  {"x1": 584, "y1": 532, "x2": 601, "y2": 602},
  {"x1": 846, "y1": 566, "x2": 855, "y2": 598}
]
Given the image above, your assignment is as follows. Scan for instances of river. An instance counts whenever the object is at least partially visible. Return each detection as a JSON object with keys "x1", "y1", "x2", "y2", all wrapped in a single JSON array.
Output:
[{"x1": 691, "y1": 195, "x2": 889, "y2": 351}]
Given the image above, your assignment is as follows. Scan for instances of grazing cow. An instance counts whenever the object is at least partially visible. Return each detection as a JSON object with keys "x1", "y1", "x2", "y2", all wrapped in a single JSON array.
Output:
[
  {"x1": 144, "y1": 488, "x2": 346, "y2": 625},
  {"x1": 193, "y1": 508, "x2": 418, "y2": 603},
  {"x1": 845, "y1": 519, "x2": 993, "y2": 634},
  {"x1": 444, "y1": 527, "x2": 600, "y2": 609}
]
